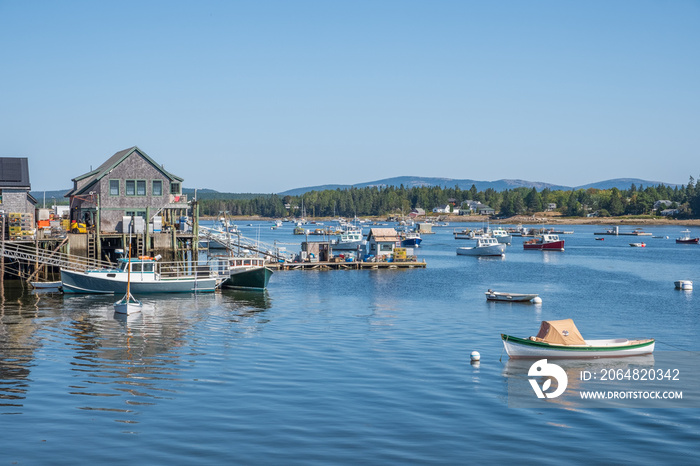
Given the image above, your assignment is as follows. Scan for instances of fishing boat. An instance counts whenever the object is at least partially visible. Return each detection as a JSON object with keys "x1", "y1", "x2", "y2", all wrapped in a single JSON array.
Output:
[
  {"x1": 501, "y1": 319, "x2": 655, "y2": 359},
  {"x1": 629, "y1": 242, "x2": 646, "y2": 247},
  {"x1": 491, "y1": 228, "x2": 512, "y2": 245},
  {"x1": 676, "y1": 230, "x2": 699, "y2": 244},
  {"x1": 485, "y1": 290, "x2": 538, "y2": 302},
  {"x1": 330, "y1": 226, "x2": 366, "y2": 251},
  {"x1": 220, "y1": 256, "x2": 273, "y2": 290},
  {"x1": 400, "y1": 230, "x2": 422, "y2": 247},
  {"x1": 113, "y1": 242, "x2": 142, "y2": 315},
  {"x1": 523, "y1": 234, "x2": 565, "y2": 251},
  {"x1": 456, "y1": 237, "x2": 505, "y2": 256},
  {"x1": 61, "y1": 257, "x2": 219, "y2": 294},
  {"x1": 595, "y1": 237, "x2": 605, "y2": 241}
]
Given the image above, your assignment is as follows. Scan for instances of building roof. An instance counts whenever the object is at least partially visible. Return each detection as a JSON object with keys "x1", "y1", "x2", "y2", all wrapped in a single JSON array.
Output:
[
  {"x1": 367, "y1": 228, "x2": 400, "y2": 242},
  {"x1": 0, "y1": 157, "x2": 31, "y2": 188},
  {"x1": 66, "y1": 146, "x2": 184, "y2": 196}
]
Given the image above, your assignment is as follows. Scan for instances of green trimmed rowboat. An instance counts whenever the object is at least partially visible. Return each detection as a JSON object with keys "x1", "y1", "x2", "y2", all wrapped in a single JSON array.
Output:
[{"x1": 501, "y1": 319, "x2": 655, "y2": 359}]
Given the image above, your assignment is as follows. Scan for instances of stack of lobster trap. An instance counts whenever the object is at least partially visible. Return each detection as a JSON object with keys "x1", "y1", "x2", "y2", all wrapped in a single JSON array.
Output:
[{"x1": 7, "y1": 212, "x2": 35, "y2": 241}]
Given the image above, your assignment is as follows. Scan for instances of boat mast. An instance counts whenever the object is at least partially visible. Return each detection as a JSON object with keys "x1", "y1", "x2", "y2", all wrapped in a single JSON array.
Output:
[{"x1": 126, "y1": 216, "x2": 133, "y2": 301}]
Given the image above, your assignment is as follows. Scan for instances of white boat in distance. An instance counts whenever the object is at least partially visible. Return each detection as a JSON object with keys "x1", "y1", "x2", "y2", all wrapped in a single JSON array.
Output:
[
  {"x1": 501, "y1": 319, "x2": 655, "y2": 359},
  {"x1": 331, "y1": 226, "x2": 366, "y2": 251},
  {"x1": 456, "y1": 237, "x2": 506, "y2": 256},
  {"x1": 491, "y1": 227, "x2": 512, "y2": 245},
  {"x1": 485, "y1": 290, "x2": 538, "y2": 302}
]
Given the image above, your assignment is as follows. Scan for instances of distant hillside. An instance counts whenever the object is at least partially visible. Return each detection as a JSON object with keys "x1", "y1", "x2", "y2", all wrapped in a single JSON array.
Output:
[
  {"x1": 30, "y1": 177, "x2": 681, "y2": 204},
  {"x1": 279, "y1": 176, "x2": 569, "y2": 196},
  {"x1": 574, "y1": 178, "x2": 678, "y2": 190}
]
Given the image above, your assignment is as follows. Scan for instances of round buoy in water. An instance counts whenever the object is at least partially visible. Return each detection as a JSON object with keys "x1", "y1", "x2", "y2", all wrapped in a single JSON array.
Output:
[
  {"x1": 532, "y1": 296, "x2": 543, "y2": 304},
  {"x1": 470, "y1": 351, "x2": 480, "y2": 361}
]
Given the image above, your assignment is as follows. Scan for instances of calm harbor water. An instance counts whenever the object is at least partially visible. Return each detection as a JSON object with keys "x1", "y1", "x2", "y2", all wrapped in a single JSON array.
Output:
[{"x1": 1, "y1": 222, "x2": 699, "y2": 464}]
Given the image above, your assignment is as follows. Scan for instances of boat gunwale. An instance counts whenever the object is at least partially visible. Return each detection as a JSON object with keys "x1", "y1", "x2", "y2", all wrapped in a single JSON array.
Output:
[{"x1": 500, "y1": 334, "x2": 655, "y2": 352}]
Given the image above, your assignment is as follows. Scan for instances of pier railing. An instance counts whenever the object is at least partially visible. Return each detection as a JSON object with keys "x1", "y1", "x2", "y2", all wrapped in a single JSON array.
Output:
[
  {"x1": 1, "y1": 241, "x2": 113, "y2": 273},
  {"x1": 199, "y1": 226, "x2": 295, "y2": 263}
]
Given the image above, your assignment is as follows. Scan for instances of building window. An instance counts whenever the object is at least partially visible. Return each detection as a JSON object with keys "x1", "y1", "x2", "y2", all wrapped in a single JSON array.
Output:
[
  {"x1": 110, "y1": 180, "x2": 119, "y2": 196},
  {"x1": 152, "y1": 180, "x2": 163, "y2": 196},
  {"x1": 125, "y1": 180, "x2": 135, "y2": 196},
  {"x1": 137, "y1": 180, "x2": 146, "y2": 196},
  {"x1": 170, "y1": 182, "x2": 181, "y2": 194}
]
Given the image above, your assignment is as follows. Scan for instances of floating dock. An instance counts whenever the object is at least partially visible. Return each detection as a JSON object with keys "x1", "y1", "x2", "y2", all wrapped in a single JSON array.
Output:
[
  {"x1": 272, "y1": 260, "x2": 426, "y2": 271},
  {"x1": 594, "y1": 226, "x2": 652, "y2": 236}
]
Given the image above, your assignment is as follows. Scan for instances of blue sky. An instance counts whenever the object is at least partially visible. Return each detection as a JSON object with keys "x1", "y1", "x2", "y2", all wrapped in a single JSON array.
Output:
[{"x1": 1, "y1": 0, "x2": 698, "y2": 193}]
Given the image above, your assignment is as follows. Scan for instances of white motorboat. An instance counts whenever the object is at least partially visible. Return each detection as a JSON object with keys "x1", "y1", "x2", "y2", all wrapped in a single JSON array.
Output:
[
  {"x1": 491, "y1": 227, "x2": 512, "y2": 245},
  {"x1": 456, "y1": 237, "x2": 506, "y2": 256},
  {"x1": 331, "y1": 226, "x2": 366, "y2": 251}
]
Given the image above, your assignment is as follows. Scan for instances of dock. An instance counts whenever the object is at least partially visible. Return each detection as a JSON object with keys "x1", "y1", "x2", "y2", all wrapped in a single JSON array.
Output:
[
  {"x1": 594, "y1": 228, "x2": 652, "y2": 236},
  {"x1": 272, "y1": 260, "x2": 426, "y2": 270}
]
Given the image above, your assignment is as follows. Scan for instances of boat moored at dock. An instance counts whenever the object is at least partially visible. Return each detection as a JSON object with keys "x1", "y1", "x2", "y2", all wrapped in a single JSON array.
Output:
[
  {"x1": 61, "y1": 257, "x2": 219, "y2": 294},
  {"x1": 219, "y1": 256, "x2": 273, "y2": 290}
]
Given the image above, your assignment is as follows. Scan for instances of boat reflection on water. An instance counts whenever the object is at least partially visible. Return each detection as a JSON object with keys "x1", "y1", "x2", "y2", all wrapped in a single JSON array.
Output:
[
  {"x1": 502, "y1": 355, "x2": 660, "y2": 408},
  {"x1": 57, "y1": 292, "x2": 273, "y2": 424}
]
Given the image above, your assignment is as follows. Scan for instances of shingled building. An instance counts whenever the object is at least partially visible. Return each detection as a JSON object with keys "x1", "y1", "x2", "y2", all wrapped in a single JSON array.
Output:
[
  {"x1": 66, "y1": 146, "x2": 188, "y2": 233},
  {"x1": 0, "y1": 157, "x2": 37, "y2": 215}
]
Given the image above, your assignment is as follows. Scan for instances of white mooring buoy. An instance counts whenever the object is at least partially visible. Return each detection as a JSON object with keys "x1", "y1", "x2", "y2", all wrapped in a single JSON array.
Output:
[
  {"x1": 470, "y1": 351, "x2": 481, "y2": 361},
  {"x1": 532, "y1": 296, "x2": 543, "y2": 304}
]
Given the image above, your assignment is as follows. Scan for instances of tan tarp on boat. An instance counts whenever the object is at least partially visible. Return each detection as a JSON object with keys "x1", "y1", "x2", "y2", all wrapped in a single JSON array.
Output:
[{"x1": 535, "y1": 319, "x2": 586, "y2": 345}]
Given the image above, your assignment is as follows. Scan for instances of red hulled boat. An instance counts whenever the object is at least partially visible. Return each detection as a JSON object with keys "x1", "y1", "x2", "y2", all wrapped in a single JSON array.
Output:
[
  {"x1": 523, "y1": 234, "x2": 565, "y2": 251},
  {"x1": 676, "y1": 230, "x2": 699, "y2": 244}
]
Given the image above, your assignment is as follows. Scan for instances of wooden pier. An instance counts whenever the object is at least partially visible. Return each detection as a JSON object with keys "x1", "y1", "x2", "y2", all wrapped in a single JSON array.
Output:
[{"x1": 272, "y1": 260, "x2": 426, "y2": 271}]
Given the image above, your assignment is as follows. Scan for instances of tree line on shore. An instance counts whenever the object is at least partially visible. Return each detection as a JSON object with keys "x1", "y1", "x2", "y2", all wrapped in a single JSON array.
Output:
[{"x1": 198, "y1": 176, "x2": 700, "y2": 219}]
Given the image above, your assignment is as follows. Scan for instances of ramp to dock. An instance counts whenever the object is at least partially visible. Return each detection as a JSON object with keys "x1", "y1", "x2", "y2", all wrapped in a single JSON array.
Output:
[
  {"x1": 199, "y1": 226, "x2": 294, "y2": 262},
  {"x1": 1, "y1": 241, "x2": 113, "y2": 274}
]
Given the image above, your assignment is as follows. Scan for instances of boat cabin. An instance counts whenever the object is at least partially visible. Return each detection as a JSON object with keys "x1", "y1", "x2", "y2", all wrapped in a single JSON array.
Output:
[
  {"x1": 476, "y1": 237, "x2": 499, "y2": 247},
  {"x1": 118, "y1": 257, "x2": 156, "y2": 273}
]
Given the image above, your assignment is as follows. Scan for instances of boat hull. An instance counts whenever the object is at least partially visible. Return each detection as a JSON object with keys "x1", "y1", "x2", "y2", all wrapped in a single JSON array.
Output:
[
  {"x1": 523, "y1": 240, "x2": 565, "y2": 251},
  {"x1": 401, "y1": 238, "x2": 422, "y2": 247},
  {"x1": 221, "y1": 267, "x2": 273, "y2": 290},
  {"x1": 114, "y1": 296, "x2": 142, "y2": 315},
  {"x1": 486, "y1": 292, "x2": 538, "y2": 302},
  {"x1": 676, "y1": 238, "x2": 699, "y2": 244},
  {"x1": 456, "y1": 244, "x2": 505, "y2": 256},
  {"x1": 501, "y1": 334, "x2": 655, "y2": 359},
  {"x1": 61, "y1": 269, "x2": 217, "y2": 294}
]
